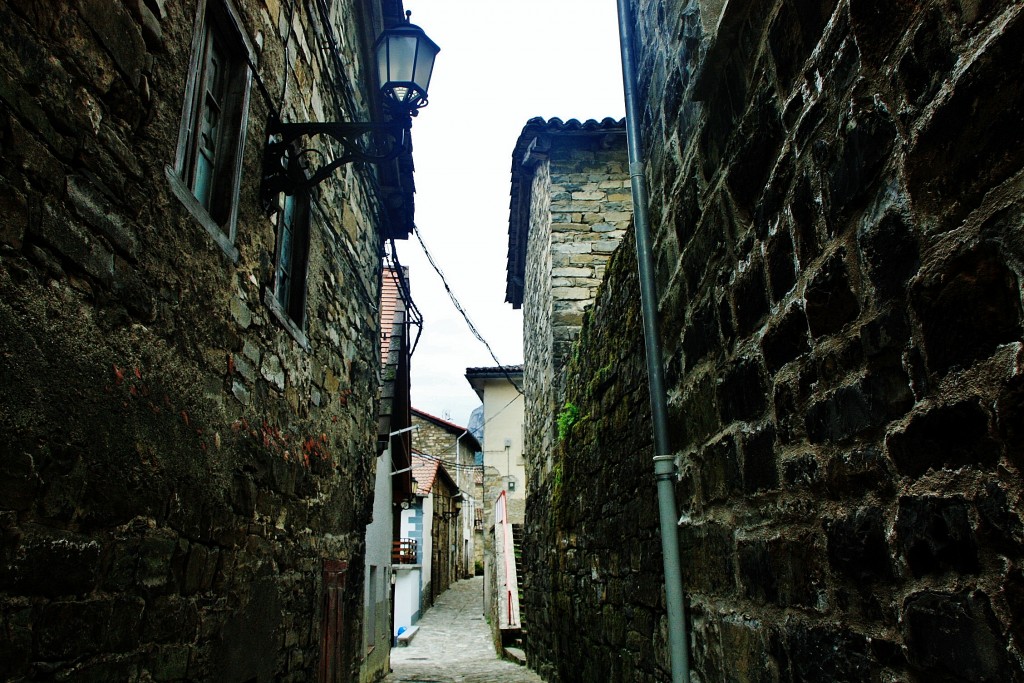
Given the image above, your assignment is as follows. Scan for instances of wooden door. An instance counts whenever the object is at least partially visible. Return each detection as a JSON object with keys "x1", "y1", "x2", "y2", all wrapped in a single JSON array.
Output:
[{"x1": 319, "y1": 559, "x2": 348, "y2": 683}]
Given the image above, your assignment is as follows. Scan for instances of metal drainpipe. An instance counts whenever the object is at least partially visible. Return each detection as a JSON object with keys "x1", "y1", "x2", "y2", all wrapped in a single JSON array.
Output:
[{"x1": 616, "y1": 1, "x2": 691, "y2": 682}]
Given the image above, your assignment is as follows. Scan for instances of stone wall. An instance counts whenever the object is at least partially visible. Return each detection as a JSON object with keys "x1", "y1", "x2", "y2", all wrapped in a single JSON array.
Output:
[
  {"x1": 522, "y1": 236, "x2": 665, "y2": 681},
  {"x1": 412, "y1": 413, "x2": 476, "y2": 461},
  {"x1": 0, "y1": 0, "x2": 400, "y2": 680},
  {"x1": 524, "y1": 1, "x2": 1024, "y2": 681},
  {"x1": 517, "y1": 120, "x2": 630, "y2": 484}
]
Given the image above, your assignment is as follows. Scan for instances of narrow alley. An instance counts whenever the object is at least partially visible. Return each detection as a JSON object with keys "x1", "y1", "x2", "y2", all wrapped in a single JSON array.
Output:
[{"x1": 386, "y1": 577, "x2": 545, "y2": 683}]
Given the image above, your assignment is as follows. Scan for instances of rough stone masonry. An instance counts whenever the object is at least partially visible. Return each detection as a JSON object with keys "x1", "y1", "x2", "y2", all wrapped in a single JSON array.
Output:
[
  {"x1": 0, "y1": 0, "x2": 405, "y2": 680},
  {"x1": 523, "y1": 0, "x2": 1024, "y2": 681}
]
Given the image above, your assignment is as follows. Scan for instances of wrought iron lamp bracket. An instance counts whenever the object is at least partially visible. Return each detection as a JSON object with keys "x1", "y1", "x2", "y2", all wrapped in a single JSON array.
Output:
[{"x1": 261, "y1": 115, "x2": 411, "y2": 213}]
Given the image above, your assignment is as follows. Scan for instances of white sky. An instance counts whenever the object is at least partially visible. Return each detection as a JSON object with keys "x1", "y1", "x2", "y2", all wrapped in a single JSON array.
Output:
[{"x1": 394, "y1": 0, "x2": 626, "y2": 426}]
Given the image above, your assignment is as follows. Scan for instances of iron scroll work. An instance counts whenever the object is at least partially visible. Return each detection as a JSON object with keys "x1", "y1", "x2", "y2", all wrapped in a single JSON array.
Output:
[{"x1": 260, "y1": 114, "x2": 412, "y2": 213}]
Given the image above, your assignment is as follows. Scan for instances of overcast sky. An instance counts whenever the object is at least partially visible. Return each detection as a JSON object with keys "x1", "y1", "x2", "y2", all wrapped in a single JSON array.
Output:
[{"x1": 394, "y1": 1, "x2": 627, "y2": 426}]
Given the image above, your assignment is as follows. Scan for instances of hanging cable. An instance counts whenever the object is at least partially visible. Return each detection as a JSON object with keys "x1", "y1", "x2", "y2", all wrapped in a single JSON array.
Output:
[{"x1": 412, "y1": 226, "x2": 524, "y2": 395}]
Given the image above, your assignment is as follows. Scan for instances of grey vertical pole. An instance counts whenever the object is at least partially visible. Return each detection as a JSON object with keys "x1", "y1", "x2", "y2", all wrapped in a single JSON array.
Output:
[{"x1": 615, "y1": 1, "x2": 691, "y2": 682}]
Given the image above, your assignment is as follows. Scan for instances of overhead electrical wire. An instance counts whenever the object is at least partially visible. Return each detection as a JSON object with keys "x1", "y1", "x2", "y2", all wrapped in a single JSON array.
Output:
[{"x1": 412, "y1": 226, "x2": 525, "y2": 396}]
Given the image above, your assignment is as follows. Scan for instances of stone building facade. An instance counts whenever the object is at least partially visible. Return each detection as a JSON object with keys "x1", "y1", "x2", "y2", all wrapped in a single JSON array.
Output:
[
  {"x1": 411, "y1": 408, "x2": 482, "y2": 579},
  {"x1": 0, "y1": 0, "x2": 417, "y2": 680},
  {"x1": 505, "y1": 118, "x2": 629, "y2": 480},
  {"x1": 521, "y1": 1, "x2": 1024, "y2": 682}
]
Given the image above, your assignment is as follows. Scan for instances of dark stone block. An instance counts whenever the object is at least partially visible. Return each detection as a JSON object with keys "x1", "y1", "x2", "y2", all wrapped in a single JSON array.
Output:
[
  {"x1": 1005, "y1": 568, "x2": 1024, "y2": 646},
  {"x1": 0, "y1": 447, "x2": 37, "y2": 511},
  {"x1": 860, "y1": 307, "x2": 911, "y2": 358},
  {"x1": 0, "y1": 181, "x2": 28, "y2": 249},
  {"x1": 681, "y1": 296, "x2": 721, "y2": 372},
  {"x1": 761, "y1": 305, "x2": 810, "y2": 374},
  {"x1": 677, "y1": 373, "x2": 720, "y2": 447},
  {"x1": 849, "y1": 0, "x2": 916, "y2": 70},
  {"x1": 975, "y1": 481, "x2": 1023, "y2": 553},
  {"x1": 898, "y1": 9, "x2": 956, "y2": 108},
  {"x1": 754, "y1": 153, "x2": 794, "y2": 241},
  {"x1": 782, "y1": 453, "x2": 820, "y2": 489},
  {"x1": 887, "y1": 400, "x2": 997, "y2": 476},
  {"x1": 858, "y1": 210, "x2": 920, "y2": 299},
  {"x1": 136, "y1": 530, "x2": 176, "y2": 591},
  {"x1": 903, "y1": 590, "x2": 1011, "y2": 681},
  {"x1": 769, "y1": 0, "x2": 810, "y2": 93},
  {"x1": 73, "y1": 0, "x2": 146, "y2": 89},
  {"x1": 719, "y1": 615, "x2": 783, "y2": 683},
  {"x1": 913, "y1": 246, "x2": 1022, "y2": 376},
  {"x1": 765, "y1": 230, "x2": 797, "y2": 302},
  {"x1": 742, "y1": 425, "x2": 779, "y2": 494},
  {"x1": 825, "y1": 507, "x2": 892, "y2": 582},
  {"x1": 182, "y1": 543, "x2": 218, "y2": 594},
  {"x1": 683, "y1": 206, "x2": 728, "y2": 295},
  {"x1": 34, "y1": 597, "x2": 144, "y2": 659},
  {"x1": 998, "y1": 374, "x2": 1024, "y2": 470},
  {"x1": 733, "y1": 257, "x2": 770, "y2": 338},
  {"x1": 0, "y1": 531, "x2": 101, "y2": 597},
  {"x1": 113, "y1": 256, "x2": 156, "y2": 321},
  {"x1": 149, "y1": 644, "x2": 191, "y2": 681},
  {"x1": 790, "y1": 173, "x2": 820, "y2": 267},
  {"x1": 679, "y1": 521, "x2": 735, "y2": 594},
  {"x1": 806, "y1": 382, "x2": 877, "y2": 444},
  {"x1": 861, "y1": 360, "x2": 914, "y2": 423},
  {"x1": 718, "y1": 359, "x2": 769, "y2": 424},
  {"x1": 815, "y1": 336, "x2": 865, "y2": 388},
  {"x1": 673, "y1": 179, "x2": 701, "y2": 249},
  {"x1": 773, "y1": 379, "x2": 804, "y2": 445},
  {"x1": 906, "y1": 10, "x2": 1024, "y2": 229},
  {"x1": 805, "y1": 250, "x2": 860, "y2": 338},
  {"x1": 0, "y1": 605, "x2": 31, "y2": 679},
  {"x1": 143, "y1": 595, "x2": 200, "y2": 643},
  {"x1": 738, "y1": 539, "x2": 776, "y2": 604},
  {"x1": 32, "y1": 200, "x2": 115, "y2": 284},
  {"x1": 726, "y1": 90, "x2": 785, "y2": 219},
  {"x1": 739, "y1": 533, "x2": 822, "y2": 608},
  {"x1": 824, "y1": 447, "x2": 895, "y2": 498},
  {"x1": 787, "y1": 624, "x2": 873, "y2": 683},
  {"x1": 895, "y1": 496, "x2": 979, "y2": 578},
  {"x1": 827, "y1": 102, "x2": 898, "y2": 217},
  {"x1": 698, "y1": 435, "x2": 741, "y2": 504}
]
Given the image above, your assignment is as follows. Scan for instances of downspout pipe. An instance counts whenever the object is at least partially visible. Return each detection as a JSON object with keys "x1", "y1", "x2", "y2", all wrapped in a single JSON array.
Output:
[{"x1": 615, "y1": 2, "x2": 691, "y2": 682}]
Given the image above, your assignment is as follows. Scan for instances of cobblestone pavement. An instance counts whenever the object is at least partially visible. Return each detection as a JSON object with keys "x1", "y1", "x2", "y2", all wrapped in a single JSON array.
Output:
[{"x1": 384, "y1": 576, "x2": 546, "y2": 683}]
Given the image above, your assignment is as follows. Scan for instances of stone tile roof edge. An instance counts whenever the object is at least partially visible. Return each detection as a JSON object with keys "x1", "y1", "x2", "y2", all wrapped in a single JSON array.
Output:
[
  {"x1": 465, "y1": 364, "x2": 524, "y2": 375},
  {"x1": 505, "y1": 117, "x2": 627, "y2": 307}
]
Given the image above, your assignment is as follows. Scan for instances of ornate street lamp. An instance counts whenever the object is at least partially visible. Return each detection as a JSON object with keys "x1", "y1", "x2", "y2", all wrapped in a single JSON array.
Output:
[{"x1": 261, "y1": 13, "x2": 439, "y2": 211}]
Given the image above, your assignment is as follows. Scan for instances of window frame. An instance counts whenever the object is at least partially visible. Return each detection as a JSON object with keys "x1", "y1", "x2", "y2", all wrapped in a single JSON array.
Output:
[
  {"x1": 166, "y1": 0, "x2": 255, "y2": 263},
  {"x1": 265, "y1": 187, "x2": 313, "y2": 348}
]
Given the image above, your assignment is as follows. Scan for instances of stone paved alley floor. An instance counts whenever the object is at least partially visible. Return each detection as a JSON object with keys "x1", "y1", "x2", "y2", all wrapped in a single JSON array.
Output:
[{"x1": 385, "y1": 576, "x2": 546, "y2": 683}]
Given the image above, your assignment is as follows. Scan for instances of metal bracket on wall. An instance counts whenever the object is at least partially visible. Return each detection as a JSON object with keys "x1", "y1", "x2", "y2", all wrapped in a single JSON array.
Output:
[{"x1": 260, "y1": 116, "x2": 411, "y2": 213}]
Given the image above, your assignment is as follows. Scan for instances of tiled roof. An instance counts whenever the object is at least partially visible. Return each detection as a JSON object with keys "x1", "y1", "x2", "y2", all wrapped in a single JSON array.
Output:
[
  {"x1": 465, "y1": 364, "x2": 524, "y2": 375},
  {"x1": 379, "y1": 267, "x2": 402, "y2": 366},
  {"x1": 411, "y1": 453, "x2": 458, "y2": 497},
  {"x1": 411, "y1": 454, "x2": 441, "y2": 496},
  {"x1": 506, "y1": 117, "x2": 627, "y2": 307}
]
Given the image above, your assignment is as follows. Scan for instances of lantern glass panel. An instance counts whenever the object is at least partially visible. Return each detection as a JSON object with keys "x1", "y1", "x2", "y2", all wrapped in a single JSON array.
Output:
[
  {"x1": 412, "y1": 40, "x2": 438, "y2": 94},
  {"x1": 386, "y1": 35, "x2": 417, "y2": 85}
]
